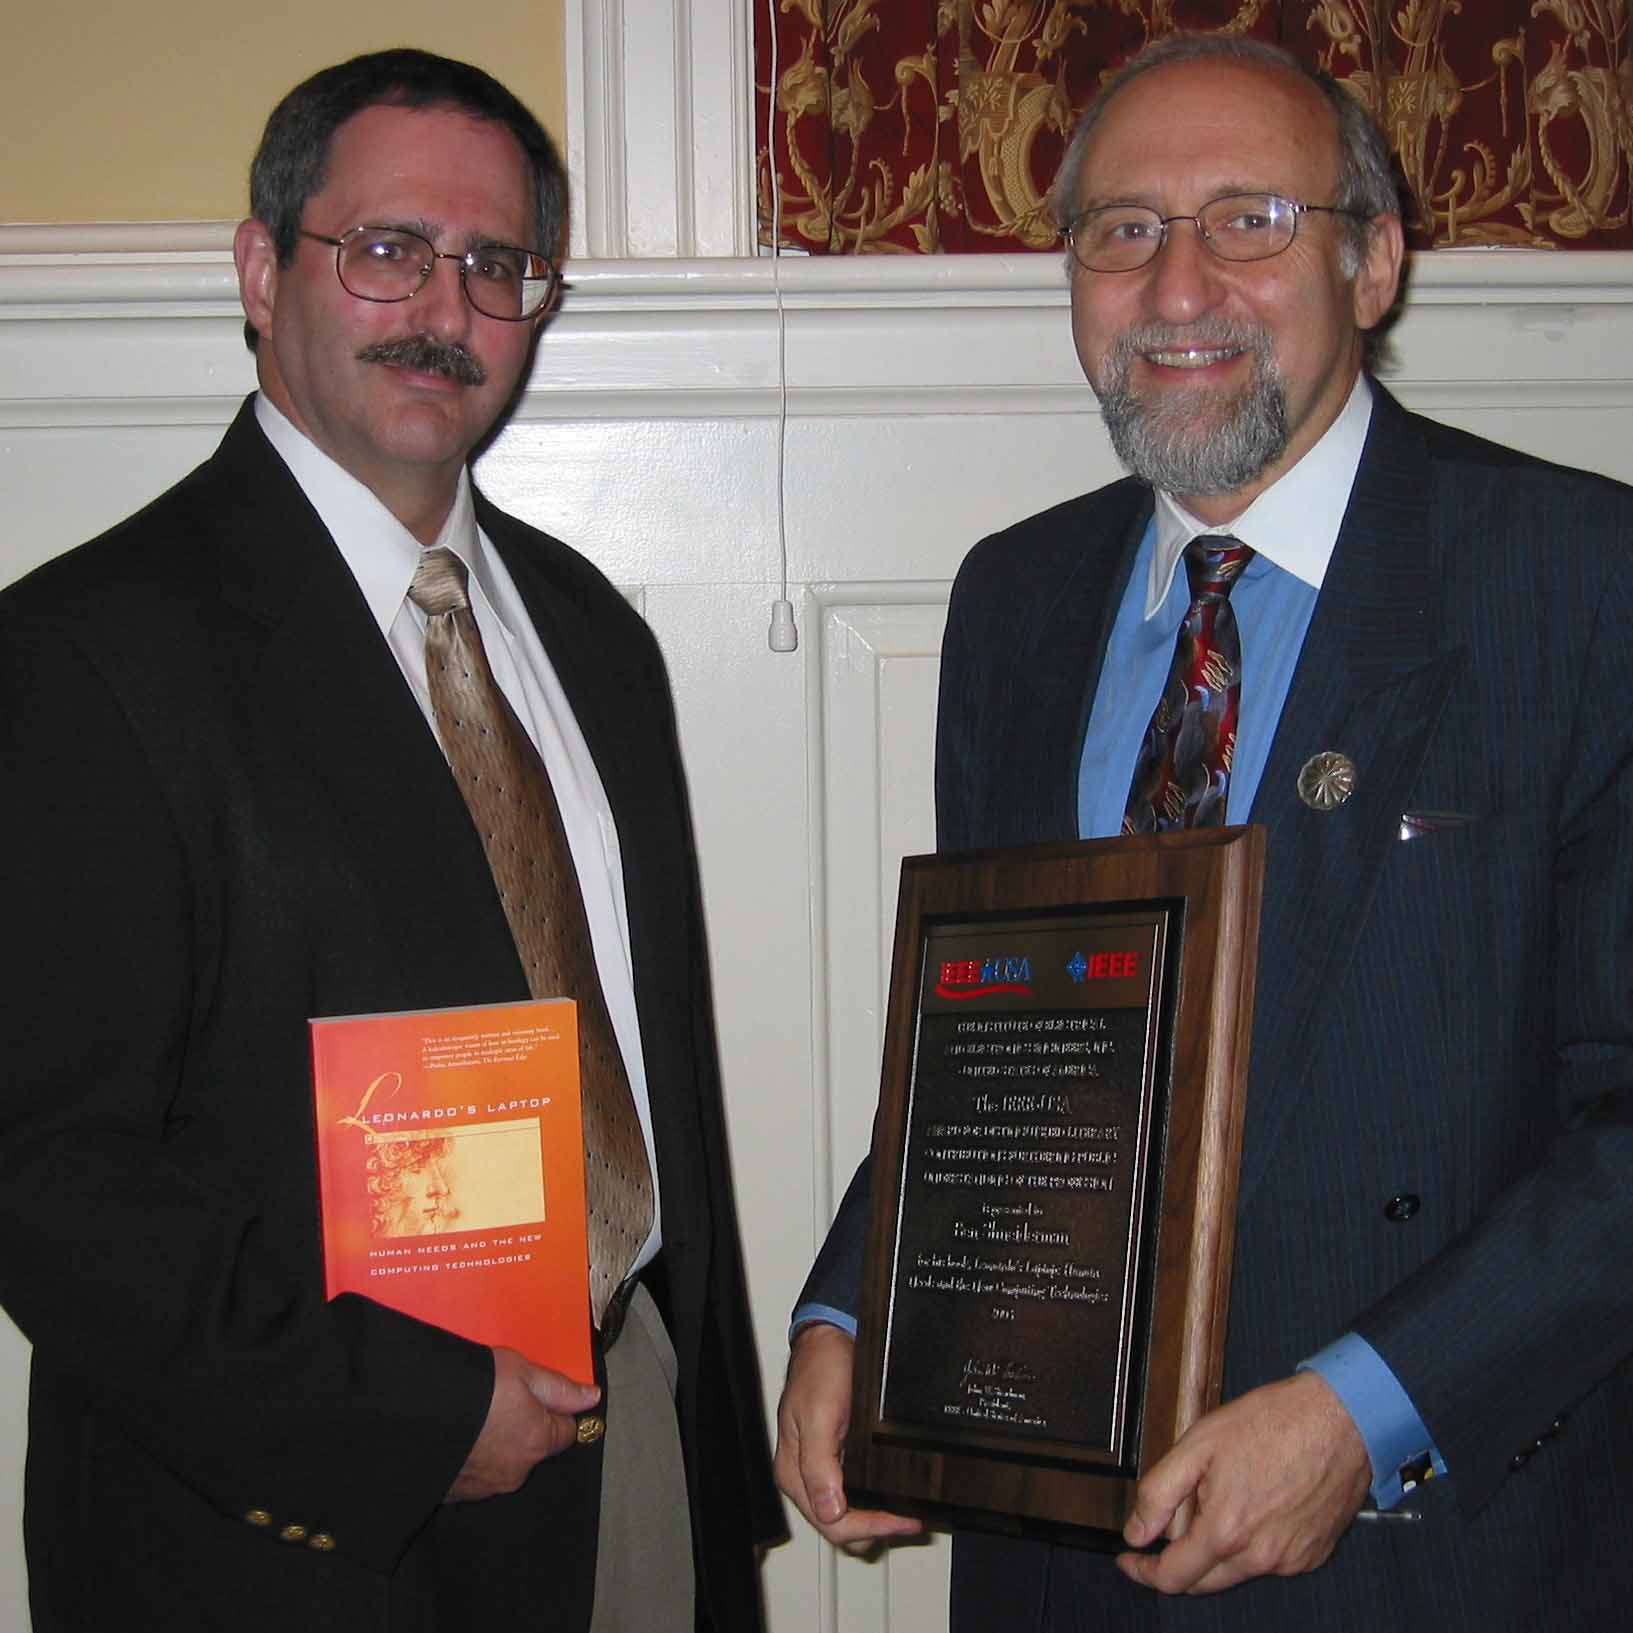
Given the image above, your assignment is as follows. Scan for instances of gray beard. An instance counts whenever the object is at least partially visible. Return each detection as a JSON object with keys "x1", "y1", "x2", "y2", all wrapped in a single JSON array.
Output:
[{"x1": 1094, "y1": 323, "x2": 1290, "y2": 497}]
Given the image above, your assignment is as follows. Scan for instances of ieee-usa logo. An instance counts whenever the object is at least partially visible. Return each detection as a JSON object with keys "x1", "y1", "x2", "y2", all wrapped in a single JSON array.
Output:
[{"x1": 936, "y1": 955, "x2": 1033, "y2": 1000}]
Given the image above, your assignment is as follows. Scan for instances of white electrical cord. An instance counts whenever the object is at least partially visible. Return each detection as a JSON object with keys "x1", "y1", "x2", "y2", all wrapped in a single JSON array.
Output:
[{"x1": 765, "y1": 0, "x2": 798, "y2": 652}]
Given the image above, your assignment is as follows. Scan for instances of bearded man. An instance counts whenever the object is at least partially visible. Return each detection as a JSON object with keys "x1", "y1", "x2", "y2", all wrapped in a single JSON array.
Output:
[{"x1": 775, "y1": 30, "x2": 1633, "y2": 1633}]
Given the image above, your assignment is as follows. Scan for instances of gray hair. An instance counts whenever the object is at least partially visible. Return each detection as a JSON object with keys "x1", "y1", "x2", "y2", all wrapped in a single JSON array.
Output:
[{"x1": 1050, "y1": 32, "x2": 1400, "y2": 276}]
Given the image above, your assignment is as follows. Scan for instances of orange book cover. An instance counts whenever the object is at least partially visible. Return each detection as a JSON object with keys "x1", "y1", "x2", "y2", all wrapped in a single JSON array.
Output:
[{"x1": 310, "y1": 998, "x2": 592, "y2": 1383}]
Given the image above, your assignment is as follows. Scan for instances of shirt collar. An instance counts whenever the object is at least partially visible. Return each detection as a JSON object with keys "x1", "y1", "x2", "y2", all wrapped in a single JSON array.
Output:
[
  {"x1": 253, "y1": 392, "x2": 503, "y2": 637},
  {"x1": 1144, "y1": 375, "x2": 1373, "y2": 618}
]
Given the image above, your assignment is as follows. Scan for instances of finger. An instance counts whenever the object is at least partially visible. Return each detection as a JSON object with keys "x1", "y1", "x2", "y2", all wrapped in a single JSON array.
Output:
[
  {"x1": 1121, "y1": 1454, "x2": 1194, "y2": 1550},
  {"x1": 774, "y1": 1456, "x2": 922, "y2": 1546},
  {"x1": 538, "y1": 1413, "x2": 584, "y2": 1461},
  {"x1": 795, "y1": 1425, "x2": 849, "y2": 1525},
  {"x1": 823, "y1": 1506, "x2": 925, "y2": 1550},
  {"x1": 523, "y1": 1366, "x2": 602, "y2": 1414},
  {"x1": 773, "y1": 1424, "x2": 920, "y2": 1544},
  {"x1": 1117, "y1": 1547, "x2": 1255, "y2": 1598},
  {"x1": 1115, "y1": 1525, "x2": 1222, "y2": 1597}
]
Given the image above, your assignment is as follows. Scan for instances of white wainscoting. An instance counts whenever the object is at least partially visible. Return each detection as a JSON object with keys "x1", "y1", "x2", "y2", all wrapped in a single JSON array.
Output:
[{"x1": 3, "y1": 229, "x2": 1632, "y2": 1632}]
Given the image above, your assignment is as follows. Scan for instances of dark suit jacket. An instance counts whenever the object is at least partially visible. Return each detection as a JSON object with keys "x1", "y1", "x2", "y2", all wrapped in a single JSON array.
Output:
[
  {"x1": 805, "y1": 387, "x2": 1633, "y2": 1631},
  {"x1": 0, "y1": 401, "x2": 782, "y2": 1633}
]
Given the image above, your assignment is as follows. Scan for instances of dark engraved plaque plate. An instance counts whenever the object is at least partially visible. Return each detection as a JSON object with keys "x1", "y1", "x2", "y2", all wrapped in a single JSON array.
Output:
[
  {"x1": 880, "y1": 911, "x2": 1173, "y2": 1466},
  {"x1": 845, "y1": 829, "x2": 1263, "y2": 1547}
]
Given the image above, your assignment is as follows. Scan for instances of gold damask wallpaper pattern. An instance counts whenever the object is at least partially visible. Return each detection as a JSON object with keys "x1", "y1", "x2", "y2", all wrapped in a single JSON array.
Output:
[{"x1": 754, "y1": 1, "x2": 1633, "y2": 252}]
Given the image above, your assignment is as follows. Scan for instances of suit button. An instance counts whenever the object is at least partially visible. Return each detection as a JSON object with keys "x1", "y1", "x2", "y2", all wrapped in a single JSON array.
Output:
[
  {"x1": 1383, "y1": 1193, "x2": 1421, "y2": 1222},
  {"x1": 1509, "y1": 1448, "x2": 1531, "y2": 1472},
  {"x1": 577, "y1": 1414, "x2": 606, "y2": 1445},
  {"x1": 278, "y1": 1523, "x2": 308, "y2": 1544},
  {"x1": 1542, "y1": 1415, "x2": 1566, "y2": 1438},
  {"x1": 243, "y1": 1509, "x2": 273, "y2": 1528},
  {"x1": 307, "y1": 1532, "x2": 337, "y2": 1552}
]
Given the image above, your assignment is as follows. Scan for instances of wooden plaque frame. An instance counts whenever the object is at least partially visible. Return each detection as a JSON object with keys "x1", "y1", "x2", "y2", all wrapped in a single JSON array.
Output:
[{"x1": 844, "y1": 828, "x2": 1264, "y2": 1547}]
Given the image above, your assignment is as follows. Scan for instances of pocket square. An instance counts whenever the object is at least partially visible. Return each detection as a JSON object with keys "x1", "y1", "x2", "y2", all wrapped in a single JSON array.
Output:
[{"x1": 1398, "y1": 809, "x2": 1479, "y2": 841}]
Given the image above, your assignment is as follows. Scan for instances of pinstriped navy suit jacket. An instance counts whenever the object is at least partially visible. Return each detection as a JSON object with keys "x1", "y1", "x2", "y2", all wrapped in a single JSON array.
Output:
[{"x1": 805, "y1": 386, "x2": 1633, "y2": 1630}]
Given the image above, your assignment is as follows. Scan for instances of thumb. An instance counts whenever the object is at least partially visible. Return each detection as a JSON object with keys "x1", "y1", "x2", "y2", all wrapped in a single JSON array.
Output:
[
  {"x1": 524, "y1": 1365, "x2": 602, "y2": 1414},
  {"x1": 800, "y1": 1440, "x2": 848, "y2": 1525},
  {"x1": 810, "y1": 1475, "x2": 846, "y2": 1526}
]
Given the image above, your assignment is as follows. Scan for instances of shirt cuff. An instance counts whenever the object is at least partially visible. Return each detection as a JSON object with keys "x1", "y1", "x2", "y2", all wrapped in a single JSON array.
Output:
[
  {"x1": 789, "y1": 1302, "x2": 858, "y2": 1345},
  {"x1": 1301, "y1": 1332, "x2": 1447, "y2": 1509}
]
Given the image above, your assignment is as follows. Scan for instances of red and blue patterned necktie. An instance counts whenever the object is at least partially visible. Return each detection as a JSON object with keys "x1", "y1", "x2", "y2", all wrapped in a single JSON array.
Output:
[{"x1": 1122, "y1": 536, "x2": 1253, "y2": 833}]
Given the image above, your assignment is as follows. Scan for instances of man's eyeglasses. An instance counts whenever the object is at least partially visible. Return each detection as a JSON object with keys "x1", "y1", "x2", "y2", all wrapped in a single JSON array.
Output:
[
  {"x1": 300, "y1": 225, "x2": 561, "y2": 320},
  {"x1": 1063, "y1": 192, "x2": 1371, "y2": 273}
]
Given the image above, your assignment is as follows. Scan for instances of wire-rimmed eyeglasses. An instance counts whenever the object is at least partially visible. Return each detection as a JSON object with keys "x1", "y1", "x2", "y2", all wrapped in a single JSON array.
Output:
[
  {"x1": 300, "y1": 225, "x2": 561, "y2": 320},
  {"x1": 1063, "y1": 193, "x2": 1370, "y2": 274}
]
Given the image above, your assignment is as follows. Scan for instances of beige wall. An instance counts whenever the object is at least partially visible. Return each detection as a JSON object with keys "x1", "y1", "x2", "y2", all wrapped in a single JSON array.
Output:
[{"x1": 3, "y1": 0, "x2": 565, "y2": 224}]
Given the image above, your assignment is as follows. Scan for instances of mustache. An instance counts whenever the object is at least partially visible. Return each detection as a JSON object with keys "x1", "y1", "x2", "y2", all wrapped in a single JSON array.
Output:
[
  {"x1": 355, "y1": 333, "x2": 486, "y2": 386},
  {"x1": 1103, "y1": 318, "x2": 1273, "y2": 374}
]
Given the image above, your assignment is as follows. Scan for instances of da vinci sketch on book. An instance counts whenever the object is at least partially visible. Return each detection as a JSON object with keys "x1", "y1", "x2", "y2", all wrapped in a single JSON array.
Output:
[{"x1": 366, "y1": 1122, "x2": 548, "y2": 1237}]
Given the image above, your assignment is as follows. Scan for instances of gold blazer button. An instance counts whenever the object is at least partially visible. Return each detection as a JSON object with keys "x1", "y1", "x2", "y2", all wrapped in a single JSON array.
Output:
[
  {"x1": 576, "y1": 1414, "x2": 606, "y2": 1445},
  {"x1": 307, "y1": 1532, "x2": 337, "y2": 1552},
  {"x1": 243, "y1": 1509, "x2": 273, "y2": 1528},
  {"x1": 278, "y1": 1523, "x2": 308, "y2": 1544}
]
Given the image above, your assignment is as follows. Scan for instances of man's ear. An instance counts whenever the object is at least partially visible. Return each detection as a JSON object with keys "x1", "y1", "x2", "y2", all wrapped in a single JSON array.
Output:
[
  {"x1": 1351, "y1": 212, "x2": 1405, "y2": 332},
  {"x1": 234, "y1": 218, "x2": 279, "y2": 345}
]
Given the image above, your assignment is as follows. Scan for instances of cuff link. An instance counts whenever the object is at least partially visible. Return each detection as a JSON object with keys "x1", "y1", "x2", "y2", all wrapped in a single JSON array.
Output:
[{"x1": 1398, "y1": 1451, "x2": 1435, "y2": 1494}]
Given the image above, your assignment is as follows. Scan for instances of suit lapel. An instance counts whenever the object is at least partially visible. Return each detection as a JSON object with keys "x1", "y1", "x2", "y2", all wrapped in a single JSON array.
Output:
[
  {"x1": 1022, "y1": 484, "x2": 1152, "y2": 840},
  {"x1": 205, "y1": 404, "x2": 525, "y2": 1013},
  {"x1": 1236, "y1": 389, "x2": 1466, "y2": 1204}
]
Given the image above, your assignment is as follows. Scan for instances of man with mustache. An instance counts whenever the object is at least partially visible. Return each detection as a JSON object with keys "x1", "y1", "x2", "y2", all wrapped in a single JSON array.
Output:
[
  {"x1": 0, "y1": 48, "x2": 780, "y2": 1633},
  {"x1": 777, "y1": 30, "x2": 1633, "y2": 1632}
]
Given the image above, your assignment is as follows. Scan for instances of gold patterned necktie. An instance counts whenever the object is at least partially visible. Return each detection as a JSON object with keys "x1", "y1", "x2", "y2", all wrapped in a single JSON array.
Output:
[{"x1": 408, "y1": 547, "x2": 654, "y2": 1328}]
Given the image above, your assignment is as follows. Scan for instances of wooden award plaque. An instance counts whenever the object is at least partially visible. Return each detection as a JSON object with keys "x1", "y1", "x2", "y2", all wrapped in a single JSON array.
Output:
[{"x1": 844, "y1": 827, "x2": 1264, "y2": 1548}]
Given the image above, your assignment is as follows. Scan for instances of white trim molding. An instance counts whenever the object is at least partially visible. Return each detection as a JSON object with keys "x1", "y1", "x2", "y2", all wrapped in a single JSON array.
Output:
[
  {"x1": 9, "y1": 228, "x2": 1633, "y2": 419},
  {"x1": 565, "y1": 0, "x2": 755, "y2": 259}
]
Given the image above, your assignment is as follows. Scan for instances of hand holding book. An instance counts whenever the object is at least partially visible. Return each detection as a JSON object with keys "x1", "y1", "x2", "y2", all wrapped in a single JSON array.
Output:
[{"x1": 445, "y1": 1347, "x2": 601, "y2": 1503}]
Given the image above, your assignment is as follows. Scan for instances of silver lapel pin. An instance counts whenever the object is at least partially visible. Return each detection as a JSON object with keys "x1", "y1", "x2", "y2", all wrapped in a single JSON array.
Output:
[{"x1": 1298, "y1": 750, "x2": 1356, "y2": 812}]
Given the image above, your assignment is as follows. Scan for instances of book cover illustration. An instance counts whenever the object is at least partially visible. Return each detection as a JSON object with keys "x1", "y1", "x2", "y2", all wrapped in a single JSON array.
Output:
[{"x1": 310, "y1": 997, "x2": 592, "y2": 1382}]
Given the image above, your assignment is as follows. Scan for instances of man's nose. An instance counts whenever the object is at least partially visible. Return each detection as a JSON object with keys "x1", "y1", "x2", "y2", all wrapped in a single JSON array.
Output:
[
  {"x1": 1141, "y1": 217, "x2": 1227, "y2": 323},
  {"x1": 415, "y1": 254, "x2": 475, "y2": 338}
]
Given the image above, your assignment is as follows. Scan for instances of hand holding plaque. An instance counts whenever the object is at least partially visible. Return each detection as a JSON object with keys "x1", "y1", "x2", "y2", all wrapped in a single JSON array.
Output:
[
  {"x1": 843, "y1": 828, "x2": 1263, "y2": 1548},
  {"x1": 776, "y1": 1322, "x2": 924, "y2": 1550}
]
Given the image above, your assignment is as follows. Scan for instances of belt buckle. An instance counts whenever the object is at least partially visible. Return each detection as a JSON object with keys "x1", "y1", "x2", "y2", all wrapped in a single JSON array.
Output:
[{"x1": 600, "y1": 1275, "x2": 637, "y2": 1347}]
